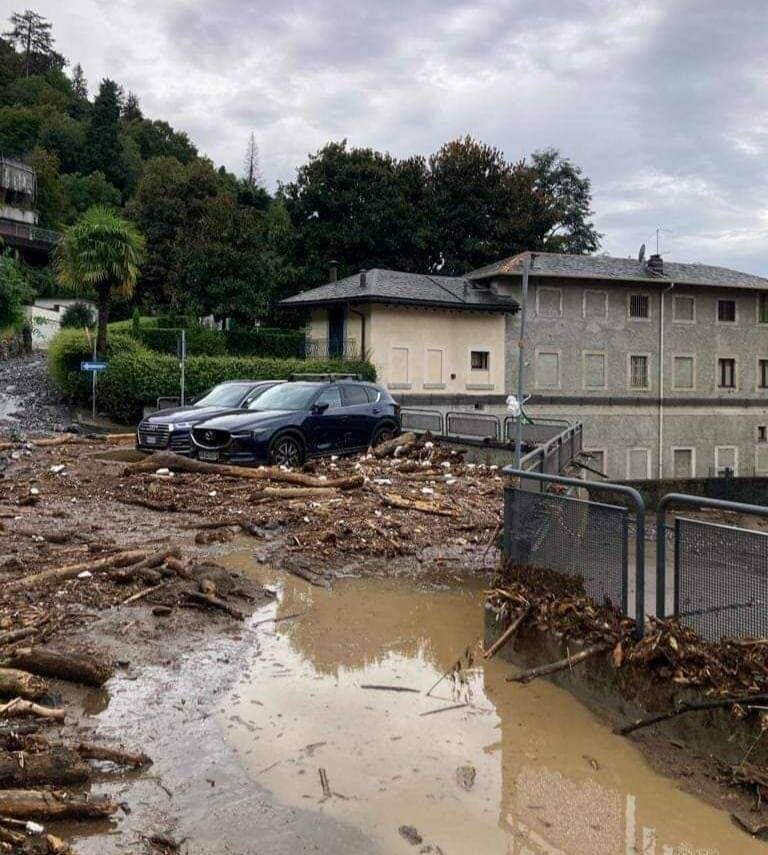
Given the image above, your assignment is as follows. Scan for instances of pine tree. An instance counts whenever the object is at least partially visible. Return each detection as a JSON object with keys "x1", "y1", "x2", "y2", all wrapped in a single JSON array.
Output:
[
  {"x1": 122, "y1": 90, "x2": 143, "y2": 122},
  {"x1": 85, "y1": 79, "x2": 124, "y2": 189},
  {"x1": 244, "y1": 132, "x2": 263, "y2": 187},
  {"x1": 4, "y1": 10, "x2": 56, "y2": 76},
  {"x1": 72, "y1": 63, "x2": 87, "y2": 99}
]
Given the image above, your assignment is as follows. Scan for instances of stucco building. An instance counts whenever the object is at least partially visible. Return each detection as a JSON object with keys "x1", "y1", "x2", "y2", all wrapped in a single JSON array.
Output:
[{"x1": 282, "y1": 252, "x2": 768, "y2": 481}]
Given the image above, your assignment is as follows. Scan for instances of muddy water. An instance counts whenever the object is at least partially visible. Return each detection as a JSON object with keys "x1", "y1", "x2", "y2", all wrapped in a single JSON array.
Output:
[{"x1": 220, "y1": 552, "x2": 763, "y2": 855}]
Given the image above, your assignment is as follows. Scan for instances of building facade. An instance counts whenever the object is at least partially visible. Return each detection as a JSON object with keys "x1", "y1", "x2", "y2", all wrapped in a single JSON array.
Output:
[
  {"x1": 283, "y1": 252, "x2": 768, "y2": 481},
  {"x1": 0, "y1": 156, "x2": 57, "y2": 264}
]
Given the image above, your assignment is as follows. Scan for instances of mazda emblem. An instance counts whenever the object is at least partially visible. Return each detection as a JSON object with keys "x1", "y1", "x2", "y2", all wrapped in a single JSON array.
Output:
[{"x1": 204, "y1": 431, "x2": 214, "y2": 441}]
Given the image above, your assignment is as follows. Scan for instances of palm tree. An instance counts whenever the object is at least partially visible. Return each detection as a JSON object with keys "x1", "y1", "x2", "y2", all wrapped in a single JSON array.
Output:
[{"x1": 56, "y1": 207, "x2": 146, "y2": 356}]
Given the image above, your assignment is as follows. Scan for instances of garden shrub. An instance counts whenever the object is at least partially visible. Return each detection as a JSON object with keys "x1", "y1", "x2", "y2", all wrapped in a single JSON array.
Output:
[
  {"x1": 59, "y1": 301, "x2": 95, "y2": 329},
  {"x1": 48, "y1": 328, "x2": 376, "y2": 423}
]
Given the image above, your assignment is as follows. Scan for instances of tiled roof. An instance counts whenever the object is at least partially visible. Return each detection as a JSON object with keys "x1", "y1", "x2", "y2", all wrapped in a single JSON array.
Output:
[
  {"x1": 281, "y1": 268, "x2": 519, "y2": 312},
  {"x1": 468, "y1": 252, "x2": 768, "y2": 291}
]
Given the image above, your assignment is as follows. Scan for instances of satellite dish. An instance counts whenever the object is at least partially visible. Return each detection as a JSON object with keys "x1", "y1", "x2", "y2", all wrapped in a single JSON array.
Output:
[{"x1": 638, "y1": 243, "x2": 646, "y2": 264}]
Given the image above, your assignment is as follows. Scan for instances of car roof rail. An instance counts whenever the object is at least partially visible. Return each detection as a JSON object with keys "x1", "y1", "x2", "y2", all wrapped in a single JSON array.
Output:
[{"x1": 287, "y1": 373, "x2": 361, "y2": 382}]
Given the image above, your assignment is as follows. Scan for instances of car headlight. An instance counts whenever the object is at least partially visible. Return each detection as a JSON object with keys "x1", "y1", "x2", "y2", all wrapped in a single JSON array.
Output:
[
  {"x1": 251, "y1": 429, "x2": 270, "y2": 440},
  {"x1": 171, "y1": 422, "x2": 193, "y2": 431}
]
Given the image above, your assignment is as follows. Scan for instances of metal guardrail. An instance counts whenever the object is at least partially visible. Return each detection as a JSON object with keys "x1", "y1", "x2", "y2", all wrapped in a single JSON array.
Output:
[
  {"x1": 445, "y1": 410, "x2": 501, "y2": 440},
  {"x1": 502, "y1": 468, "x2": 646, "y2": 637},
  {"x1": 0, "y1": 218, "x2": 58, "y2": 245},
  {"x1": 400, "y1": 408, "x2": 444, "y2": 434},
  {"x1": 518, "y1": 423, "x2": 583, "y2": 476}
]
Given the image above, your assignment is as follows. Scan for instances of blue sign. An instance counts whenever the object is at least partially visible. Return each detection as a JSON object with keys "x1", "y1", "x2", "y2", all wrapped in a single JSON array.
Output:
[{"x1": 81, "y1": 361, "x2": 108, "y2": 372}]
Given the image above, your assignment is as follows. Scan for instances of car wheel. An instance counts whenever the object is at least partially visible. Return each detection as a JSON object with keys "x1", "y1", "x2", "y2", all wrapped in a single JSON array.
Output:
[
  {"x1": 269, "y1": 434, "x2": 305, "y2": 468},
  {"x1": 371, "y1": 422, "x2": 397, "y2": 448}
]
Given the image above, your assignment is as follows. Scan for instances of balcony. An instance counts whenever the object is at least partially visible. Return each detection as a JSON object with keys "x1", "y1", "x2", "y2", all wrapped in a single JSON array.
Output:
[
  {"x1": 0, "y1": 218, "x2": 58, "y2": 252},
  {"x1": 303, "y1": 337, "x2": 361, "y2": 360}
]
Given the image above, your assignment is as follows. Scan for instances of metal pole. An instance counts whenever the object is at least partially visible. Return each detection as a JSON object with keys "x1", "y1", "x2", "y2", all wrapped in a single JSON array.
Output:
[
  {"x1": 179, "y1": 329, "x2": 186, "y2": 406},
  {"x1": 514, "y1": 257, "x2": 530, "y2": 469},
  {"x1": 91, "y1": 333, "x2": 97, "y2": 423}
]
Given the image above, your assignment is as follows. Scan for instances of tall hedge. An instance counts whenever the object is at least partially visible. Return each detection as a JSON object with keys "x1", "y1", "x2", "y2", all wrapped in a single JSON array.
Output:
[{"x1": 48, "y1": 328, "x2": 376, "y2": 423}]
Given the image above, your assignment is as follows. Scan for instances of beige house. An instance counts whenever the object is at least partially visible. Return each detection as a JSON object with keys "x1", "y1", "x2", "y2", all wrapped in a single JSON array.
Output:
[{"x1": 283, "y1": 268, "x2": 519, "y2": 398}]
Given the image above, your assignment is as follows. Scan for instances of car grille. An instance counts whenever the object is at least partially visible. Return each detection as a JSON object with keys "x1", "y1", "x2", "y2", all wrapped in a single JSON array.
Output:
[
  {"x1": 192, "y1": 427, "x2": 232, "y2": 449},
  {"x1": 169, "y1": 431, "x2": 193, "y2": 455},
  {"x1": 137, "y1": 422, "x2": 170, "y2": 449}
]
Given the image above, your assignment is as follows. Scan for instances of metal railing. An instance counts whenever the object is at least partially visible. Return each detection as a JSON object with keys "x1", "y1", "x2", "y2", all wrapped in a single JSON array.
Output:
[
  {"x1": 502, "y1": 468, "x2": 645, "y2": 636},
  {"x1": 400, "y1": 408, "x2": 444, "y2": 434},
  {"x1": 445, "y1": 410, "x2": 501, "y2": 440},
  {"x1": 302, "y1": 338, "x2": 360, "y2": 360},
  {"x1": 517, "y1": 423, "x2": 583, "y2": 477},
  {"x1": 656, "y1": 494, "x2": 768, "y2": 642},
  {"x1": 0, "y1": 218, "x2": 58, "y2": 245}
]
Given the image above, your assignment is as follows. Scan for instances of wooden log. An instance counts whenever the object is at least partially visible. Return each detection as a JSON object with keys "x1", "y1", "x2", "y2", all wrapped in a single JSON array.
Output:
[
  {"x1": 184, "y1": 590, "x2": 243, "y2": 620},
  {"x1": 122, "y1": 451, "x2": 362, "y2": 488},
  {"x1": 0, "y1": 789, "x2": 117, "y2": 819},
  {"x1": 164, "y1": 557, "x2": 191, "y2": 579},
  {"x1": 483, "y1": 605, "x2": 530, "y2": 660},
  {"x1": 1, "y1": 549, "x2": 147, "y2": 594},
  {"x1": 109, "y1": 546, "x2": 181, "y2": 583},
  {"x1": 249, "y1": 486, "x2": 346, "y2": 500},
  {"x1": 0, "y1": 699, "x2": 64, "y2": 721},
  {"x1": 381, "y1": 493, "x2": 456, "y2": 517},
  {"x1": 7, "y1": 648, "x2": 113, "y2": 688},
  {"x1": 614, "y1": 692, "x2": 768, "y2": 736},
  {"x1": 0, "y1": 668, "x2": 49, "y2": 701},
  {"x1": 0, "y1": 747, "x2": 90, "y2": 786},
  {"x1": 77, "y1": 742, "x2": 152, "y2": 768},
  {"x1": 507, "y1": 641, "x2": 613, "y2": 684},
  {"x1": 372, "y1": 432, "x2": 414, "y2": 458}
]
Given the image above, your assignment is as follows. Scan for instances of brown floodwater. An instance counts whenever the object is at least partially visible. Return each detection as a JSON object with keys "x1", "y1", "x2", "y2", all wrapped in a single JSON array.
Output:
[{"x1": 219, "y1": 552, "x2": 764, "y2": 855}]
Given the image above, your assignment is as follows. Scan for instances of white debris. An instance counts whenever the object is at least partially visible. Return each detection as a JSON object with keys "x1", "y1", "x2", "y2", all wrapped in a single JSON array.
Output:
[
  {"x1": 393, "y1": 445, "x2": 405, "y2": 457},
  {"x1": 445, "y1": 478, "x2": 457, "y2": 486},
  {"x1": 303, "y1": 516, "x2": 310, "y2": 523},
  {"x1": 25, "y1": 821, "x2": 44, "y2": 836},
  {"x1": 49, "y1": 464, "x2": 66, "y2": 474},
  {"x1": 318, "y1": 475, "x2": 328, "y2": 481},
  {"x1": 32, "y1": 535, "x2": 43, "y2": 542},
  {"x1": 208, "y1": 490, "x2": 217, "y2": 497},
  {"x1": 155, "y1": 468, "x2": 171, "y2": 476},
  {"x1": 440, "y1": 461, "x2": 451, "y2": 469},
  {"x1": 373, "y1": 478, "x2": 392, "y2": 485},
  {"x1": 331, "y1": 455, "x2": 339, "y2": 462},
  {"x1": 490, "y1": 465, "x2": 498, "y2": 471},
  {"x1": 374, "y1": 509, "x2": 382, "y2": 517},
  {"x1": 421, "y1": 487, "x2": 435, "y2": 495},
  {"x1": 29, "y1": 487, "x2": 39, "y2": 496},
  {"x1": 77, "y1": 570, "x2": 93, "y2": 580},
  {"x1": 70, "y1": 497, "x2": 77, "y2": 503}
]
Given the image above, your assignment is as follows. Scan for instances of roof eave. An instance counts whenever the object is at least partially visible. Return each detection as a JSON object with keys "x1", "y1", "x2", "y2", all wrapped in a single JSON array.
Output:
[{"x1": 280, "y1": 294, "x2": 520, "y2": 313}]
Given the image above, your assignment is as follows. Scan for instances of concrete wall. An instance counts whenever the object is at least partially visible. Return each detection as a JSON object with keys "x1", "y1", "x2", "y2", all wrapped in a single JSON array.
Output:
[
  {"x1": 366, "y1": 304, "x2": 506, "y2": 395},
  {"x1": 500, "y1": 276, "x2": 768, "y2": 480}
]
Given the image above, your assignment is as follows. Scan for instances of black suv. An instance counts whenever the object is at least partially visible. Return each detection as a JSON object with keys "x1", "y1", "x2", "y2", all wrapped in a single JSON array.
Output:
[
  {"x1": 136, "y1": 380, "x2": 281, "y2": 455},
  {"x1": 191, "y1": 380, "x2": 400, "y2": 467}
]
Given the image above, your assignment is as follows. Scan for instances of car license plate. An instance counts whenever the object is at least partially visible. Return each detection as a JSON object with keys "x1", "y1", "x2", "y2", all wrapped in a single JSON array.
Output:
[
  {"x1": 145, "y1": 435, "x2": 158, "y2": 445},
  {"x1": 199, "y1": 450, "x2": 219, "y2": 462}
]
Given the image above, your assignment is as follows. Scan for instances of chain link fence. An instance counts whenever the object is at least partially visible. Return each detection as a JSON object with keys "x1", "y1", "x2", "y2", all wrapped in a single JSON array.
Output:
[{"x1": 504, "y1": 486, "x2": 630, "y2": 614}]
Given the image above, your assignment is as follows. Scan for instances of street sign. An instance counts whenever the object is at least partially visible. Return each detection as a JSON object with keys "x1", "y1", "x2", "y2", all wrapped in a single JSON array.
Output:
[{"x1": 81, "y1": 361, "x2": 108, "y2": 372}]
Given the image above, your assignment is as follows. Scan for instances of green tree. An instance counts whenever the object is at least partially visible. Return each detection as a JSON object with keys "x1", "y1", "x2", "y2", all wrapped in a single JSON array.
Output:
[
  {"x1": 124, "y1": 118, "x2": 197, "y2": 164},
  {"x1": 55, "y1": 206, "x2": 146, "y2": 355},
  {"x1": 26, "y1": 145, "x2": 65, "y2": 226},
  {"x1": 1, "y1": 73, "x2": 69, "y2": 108},
  {"x1": 84, "y1": 78, "x2": 123, "y2": 189},
  {"x1": 0, "y1": 104, "x2": 46, "y2": 155},
  {"x1": 126, "y1": 156, "x2": 222, "y2": 307},
  {"x1": 59, "y1": 300, "x2": 94, "y2": 328},
  {"x1": 122, "y1": 90, "x2": 142, "y2": 122},
  {"x1": 60, "y1": 171, "x2": 121, "y2": 223},
  {"x1": 280, "y1": 140, "x2": 430, "y2": 287},
  {"x1": 0, "y1": 251, "x2": 33, "y2": 329},
  {"x1": 3, "y1": 10, "x2": 63, "y2": 77},
  {"x1": 530, "y1": 148, "x2": 601, "y2": 255},
  {"x1": 38, "y1": 111, "x2": 85, "y2": 172}
]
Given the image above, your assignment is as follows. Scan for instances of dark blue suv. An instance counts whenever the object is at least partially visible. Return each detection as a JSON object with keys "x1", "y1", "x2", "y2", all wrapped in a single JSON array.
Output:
[
  {"x1": 136, "y1": 380, "x2": 281, "y2": 455},
  {"x1": 191, "y1": 380, "x2": 400, "y2": 467}
]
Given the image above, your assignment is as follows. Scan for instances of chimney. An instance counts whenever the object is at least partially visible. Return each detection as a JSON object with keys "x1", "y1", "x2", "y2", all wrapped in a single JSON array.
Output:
[
  {"x1": 329, "y1": 260, "x2": 338, "y2": 283},
  {"x1": 359, "y1": 269, "x2": 367, "y2": 289},
  {"x1": 647, "y1": 254, "x2": 664, "y2": 275}
]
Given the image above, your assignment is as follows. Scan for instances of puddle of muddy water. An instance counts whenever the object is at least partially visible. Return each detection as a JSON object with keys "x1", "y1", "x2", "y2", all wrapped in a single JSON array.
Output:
[{"x1": 219, "y1": 551, "x2": 765, "y2": 855}]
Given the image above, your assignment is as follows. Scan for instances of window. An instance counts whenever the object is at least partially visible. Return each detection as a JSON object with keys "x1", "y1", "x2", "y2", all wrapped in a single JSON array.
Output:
[
  {"x1": 627, "y1": 448, "x2": 651, "y2": 479},
  {"x1": 673, "y1": 296, "x2": 695, "y2": 323},
  {"x1": 340, "y1": 385, "x2": 368, "y2": 406},
  {"x1": 673, "y1": 448, "x2": 694, "y2": 479},
  {"x1": 629, "y1": 355, "x2": 649, "y2": 389},
  {"x1": 717, "y1": 299, "x2": 736, "y2": 322},
  {"x1": 758, "y1": 426, "x2": 767, "y2": 443},
  {"x1": 535, "y1": 350, "x2": 560, "y2": 388},
  {"x1": 629, "y1": 294, "x2": 649, "y2": 319},
  {"x1": 537, "y1": 287, "x2": 562, "y2": 318},
  {"x1": 672, "y1": 355, "x2": 695, "y2": 390},
  {"x1": 583, "y1": 290, "x2": 607, "y2": 319},
  {"x1": 470, "y1": 350, "x2": 489, "y2": 371},
  {"x1": 390, "y1": 347, "x2": 409, "y2": 386},
  {"x1": 315, "y1": 386, "x2": 342, "y2": 409},
  {"x1": 759, "y1": 359, "x2": 768, "y2": 389},
  {"x1": 715, "y1": 446, "x2": 738, "y2": 476},
  {"x1": 425, "y1": 348, "x2": 444, "y2": 386},
  {"x1": 759, "y1": 293, "x2": 768, "y2": 325},
  {"x1": 363, "y1": 386, "x2": 381, "y2": 403},
  {"x1": 583, "y1": 352, "x2": 606, "y2": 389},
  {"x1": 757, "y1": 446, "x2": 768, "y2": 474},
  {"x1": 718, "y1": 358, "x2": 736, "y2": 388}
]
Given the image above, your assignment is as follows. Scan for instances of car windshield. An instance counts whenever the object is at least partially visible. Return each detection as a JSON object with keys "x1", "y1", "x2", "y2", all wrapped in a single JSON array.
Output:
[
  {"x1": 249, "y1": 383, "x2": 319, "y2": 411},
  {"x1": 194, "y1": 384, "x2": 251, "y2": 408}
]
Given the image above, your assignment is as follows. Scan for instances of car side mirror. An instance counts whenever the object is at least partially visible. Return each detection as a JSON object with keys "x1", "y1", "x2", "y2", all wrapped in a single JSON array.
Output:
[{"x1": 312, "y1": 402, "x2": 330, "y2": 415}]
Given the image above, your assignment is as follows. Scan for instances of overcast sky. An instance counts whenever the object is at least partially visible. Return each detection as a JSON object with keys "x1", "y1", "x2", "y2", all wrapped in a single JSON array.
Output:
[{"x1": 10, "y1": 0, "x2": 768, "y2": 273}]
